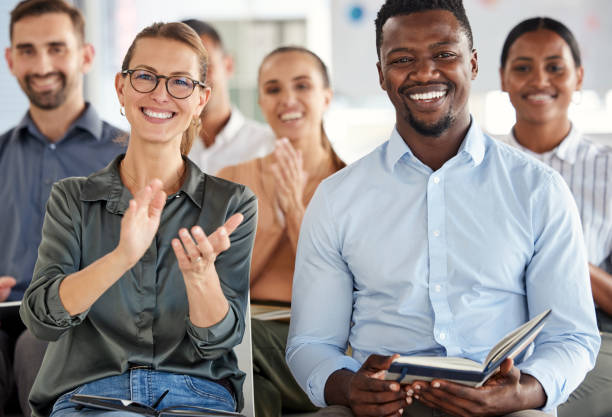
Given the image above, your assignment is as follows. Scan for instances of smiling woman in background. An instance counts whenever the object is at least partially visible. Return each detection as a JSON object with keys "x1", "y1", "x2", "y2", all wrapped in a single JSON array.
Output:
[
  {"x1": 20, "y1": 22, "x2": 257, "y2": 417},
  {"x1": 217, "y1": 46, "x2": 344, "y2": 417},
  {"x1": 499, "y1": 17, "x2": 612, "y2": 417}
]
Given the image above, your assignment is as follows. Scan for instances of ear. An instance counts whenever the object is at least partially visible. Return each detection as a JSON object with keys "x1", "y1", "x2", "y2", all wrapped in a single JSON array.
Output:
[
  {"x1": 499, "y1": 66, "x2": 508, "y2": 92},
  {"x1": 575, "y1": 66, "x2": 584, "y2": 91},
  {"x1": 80, "y1": 43, "x2": 95, "y2": 74},
  {"x1": 470, "y1": 49, "x2": 478, "y2": 80},
  {"x1": 377, "y1": 61, "x2": 386, "y2": 91},
  {"x1": 322, "y1": 87, "x2": 333, "y2": 112},
  {"x1": 223, "y1": 54, "x2": 234, "y2": 78},
  {"x1": 115, "y1": 72, "x2": 126, "y2": 107},
  {"x1": 5, "y1": 48, "x2": 14, "y2": 74},
  {"x1": 195, "y1": 86, "x2": 211, "y2": 118}
]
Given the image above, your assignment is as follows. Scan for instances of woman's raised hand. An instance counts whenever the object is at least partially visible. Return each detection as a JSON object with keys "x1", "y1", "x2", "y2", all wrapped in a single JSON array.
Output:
[
  {"x1": 117, "y1": 179, "x2": 167, "y2": 267},
  {"x1": 270, "y1": 138, "x2": 307, "y2": 215},
  {"x1": 172, "y1": 213, "x2": 244, "y2": 282}
]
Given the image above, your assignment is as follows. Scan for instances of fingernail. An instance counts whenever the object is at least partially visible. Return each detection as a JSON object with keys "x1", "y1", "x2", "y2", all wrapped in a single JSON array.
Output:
[
  {"x1": 398, "y1": 409, "x2": 404, "y2": 415},
  {"x1": 414, "y1": 385, "x2": 421, "y2": 390},
  {"x1": 414, "y1": 394, "x2": 419, "y2": 400},
  {"x1": 406, "y1": 397, "x2": 412, "y2": 404},
  {"x1": 390, "y1": 383, "x2": 399, "y2": 391},
  {"x1": 192, "y1": 227, "x2": 203, "y2": 235},
  {"x1": 432, "y1": 382, "x2": 440, "y2": 388},
  {"x1": 406, "y1": 389, "x2": 413, "y2": 396}
]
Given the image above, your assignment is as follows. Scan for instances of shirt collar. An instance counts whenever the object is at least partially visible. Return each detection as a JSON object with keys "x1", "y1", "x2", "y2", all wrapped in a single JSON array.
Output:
[
  {"x1": 216, "y1": 107, "x2": 246, "y2": 145},
  {"x1": 81, "y1": 154, "x2": 206, "y2": 214},
  {"x1": 13, "y1": 102, "x2": 104, "y2": 143},
  {"x1": 385, "y1": 117, "x2": 485, "y2": 171},
  {"x1": 509, "y1": 124, "x2": 580, "y2": 164},
  {"x1": 73, "y1": 103, "x2": 104, "y2": 141}
]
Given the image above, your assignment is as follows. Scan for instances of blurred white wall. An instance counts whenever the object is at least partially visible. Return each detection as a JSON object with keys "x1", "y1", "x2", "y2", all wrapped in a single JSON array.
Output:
[{"x1": 1, "y1": 0, "x2": 611, "y2": 161}]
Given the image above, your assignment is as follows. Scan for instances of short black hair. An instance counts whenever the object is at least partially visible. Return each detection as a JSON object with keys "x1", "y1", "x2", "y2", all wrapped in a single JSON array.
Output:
[
  {"x1": 500, "y1": 17, "x2": 581, "y2": 68},
  {"x1": 375, "y1": 0, "x2": 473, "y2": 59},
  {"x1": 181, "y1": 19, "x2": 224, "y2": 50}
]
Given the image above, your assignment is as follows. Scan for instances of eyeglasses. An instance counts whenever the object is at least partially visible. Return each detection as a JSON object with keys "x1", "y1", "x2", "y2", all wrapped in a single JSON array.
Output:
[{"x1": 121, "y1": 69, "x2": 205, "y2": 99}]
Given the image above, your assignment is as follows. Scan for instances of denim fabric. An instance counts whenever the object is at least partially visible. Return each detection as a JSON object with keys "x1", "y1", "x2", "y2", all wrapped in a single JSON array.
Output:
[{"x1": 50, "y1": 369, "x2": 235, "y2": 416}]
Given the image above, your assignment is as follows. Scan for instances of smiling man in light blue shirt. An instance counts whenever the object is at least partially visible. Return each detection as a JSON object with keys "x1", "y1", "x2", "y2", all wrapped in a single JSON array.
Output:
[{"x1": 286, "y1": 1, "x2": 600, "y2": 416}]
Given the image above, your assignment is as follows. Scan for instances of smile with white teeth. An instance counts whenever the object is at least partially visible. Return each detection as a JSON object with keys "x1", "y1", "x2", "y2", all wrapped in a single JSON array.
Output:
[
  {"x1": 409, "y1": 90, "x2": 447, "y2": 101},
  {"x1": 142, "y1": 108, "x2": 174, "y2": 119},
  {"x1": 280, "y1": 112, "x2": 303, "y2": 122},
  {"x1": 526, "y1": 93, "x2": 554, "y2": 101}
]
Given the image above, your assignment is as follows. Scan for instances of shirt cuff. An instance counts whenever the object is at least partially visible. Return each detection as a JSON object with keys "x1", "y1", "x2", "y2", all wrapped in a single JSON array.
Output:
[
  {"x1": 186, "y1": 305, "x2": 237, "y2": 344},
  {"x1": 45, "y1": 276, "x2": 88, "y2": 326},
  {"x1": 516, "y1": 362, "x2": 559, "y2": 412},
  {"x1": 307, "y1": 355, "x2": 361, "y2": 407}
]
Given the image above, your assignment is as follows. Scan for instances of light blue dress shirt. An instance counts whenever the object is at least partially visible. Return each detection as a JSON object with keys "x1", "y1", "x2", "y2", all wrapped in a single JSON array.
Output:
[{"x1": 287, "y1": 121, "x2": 600, "y2": 412}]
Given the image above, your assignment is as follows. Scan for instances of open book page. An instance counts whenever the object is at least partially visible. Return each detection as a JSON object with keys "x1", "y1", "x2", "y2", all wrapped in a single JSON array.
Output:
[
  {"x1": 391, "y1": 356, "x2": 482, "y2": 372},
  {"x1": 250, "y1": 303, "x2": 291, "y2": 321},
  {"x1": 483, "y1": 309, "x2": 551, "y2": 368},
  {"x1": 386, "y1": 309, "x2": 551, "y2": 386}
]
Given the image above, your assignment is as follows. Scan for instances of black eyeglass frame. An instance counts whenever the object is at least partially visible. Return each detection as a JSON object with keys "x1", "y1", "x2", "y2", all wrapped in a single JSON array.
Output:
[{"x1": 121, "y1": 69, "x2": 206, "y2": 99}]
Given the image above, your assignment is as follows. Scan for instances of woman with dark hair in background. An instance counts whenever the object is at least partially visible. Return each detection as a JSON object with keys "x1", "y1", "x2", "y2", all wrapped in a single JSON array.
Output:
[
  {"x1": 218, "y1": 46, "x2": 345, "y2": 417},
  {"x1": 20, "y1": 22, "x2": 257, "y2": 417},
  {"x1": 500, "y1": 17, "x2": 612, "y2": 417}
]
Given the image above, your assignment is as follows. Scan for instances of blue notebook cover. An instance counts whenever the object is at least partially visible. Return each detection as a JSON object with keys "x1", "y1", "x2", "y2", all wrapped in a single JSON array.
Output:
[{"x1": 386, "y1": 309, "x2": 551, "y2": 387}]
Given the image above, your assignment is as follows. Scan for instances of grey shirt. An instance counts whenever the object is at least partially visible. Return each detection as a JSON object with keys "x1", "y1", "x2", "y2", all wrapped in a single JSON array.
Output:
[{"x1": 20, "y1": 155, "x2": 257, "y2": 416}]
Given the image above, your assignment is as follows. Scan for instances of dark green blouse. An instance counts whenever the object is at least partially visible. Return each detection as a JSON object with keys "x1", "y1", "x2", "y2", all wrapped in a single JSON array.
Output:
[{"x1": 20, "y1": 155, "x2": 257, "y2": 416}]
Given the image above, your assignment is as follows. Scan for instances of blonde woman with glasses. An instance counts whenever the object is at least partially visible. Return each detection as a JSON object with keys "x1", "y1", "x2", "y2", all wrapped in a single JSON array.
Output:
[{"x1": 20, "y1": 22, "x2": 256, "y2": 417}]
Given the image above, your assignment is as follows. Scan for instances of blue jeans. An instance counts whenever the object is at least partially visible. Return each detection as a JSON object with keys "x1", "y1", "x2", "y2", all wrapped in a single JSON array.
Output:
[{"x1": 50, "y1": 368, "x2": 235, "y2": 416}]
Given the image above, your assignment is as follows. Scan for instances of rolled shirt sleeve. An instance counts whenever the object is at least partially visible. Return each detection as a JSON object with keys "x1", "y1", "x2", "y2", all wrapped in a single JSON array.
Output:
[{"x1": 20, "y1": 181, "x2": 88, "y2": 341}]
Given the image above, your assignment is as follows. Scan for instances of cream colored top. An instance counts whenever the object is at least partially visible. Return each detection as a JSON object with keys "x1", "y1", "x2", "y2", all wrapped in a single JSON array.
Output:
[{"x1": 218, "y1": 152, "x2": 338, "y2": 302}]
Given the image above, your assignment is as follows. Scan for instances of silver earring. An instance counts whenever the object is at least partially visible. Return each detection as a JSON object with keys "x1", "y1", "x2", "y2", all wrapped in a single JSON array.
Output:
[{"x1": 120, "y1": 106, "x2": 125, "y2": 116}]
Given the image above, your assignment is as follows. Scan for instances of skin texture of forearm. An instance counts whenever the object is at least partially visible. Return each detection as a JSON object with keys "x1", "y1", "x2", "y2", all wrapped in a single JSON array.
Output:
[
  {"x1": 590, "y1": 263, "x2": 612, "y2": 316},
  {"x1": 184, "y1": 270, "x2": 230, "y2": 327},
  {"x1": 58, "y1": 249, "x2": 133, "y2": 316}
]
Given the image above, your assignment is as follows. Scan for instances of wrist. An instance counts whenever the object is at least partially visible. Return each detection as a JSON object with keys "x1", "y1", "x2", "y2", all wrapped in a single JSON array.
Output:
[
  {"x1": 324, "y1": 368, "x2": 355, "y2": 406},
  {"x1": 110, "y1": 246, "x2": 138, "y2": 271},
  {"x1": 518, "y1": 372, "x2": 547, "y2": 410}
]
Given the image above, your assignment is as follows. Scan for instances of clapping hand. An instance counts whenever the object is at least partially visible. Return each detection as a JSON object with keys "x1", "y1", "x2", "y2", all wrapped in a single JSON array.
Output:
[
  {"x1": 270, "y1": 138, "x2": 307, "y2": 216},
  {"x1": 171, "y1": 213, "x2": 244, "y2": 282},
  {"x1": 116, "y1": 179, "x2": 167, "y2": 267}
]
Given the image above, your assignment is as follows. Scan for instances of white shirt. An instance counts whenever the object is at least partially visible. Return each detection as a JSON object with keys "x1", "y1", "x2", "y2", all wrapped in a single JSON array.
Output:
[
  {"x1": 189, "y1": 107, "x2": 275, "y2": 175},
  {"x1": 501, "y1": 126, "x2": 612, "y2": 275}
]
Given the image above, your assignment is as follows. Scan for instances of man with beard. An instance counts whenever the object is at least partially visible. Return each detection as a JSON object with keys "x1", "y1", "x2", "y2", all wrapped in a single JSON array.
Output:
[
  {"x1": 181, "y1": 19, "x2": 275, "y2": 175},
  {"x1": 286, "y1": 1, "x2": 600, "y2": 416},
  {"x1": 0, "y1": 1, "x2": 124, "y2": 415}
]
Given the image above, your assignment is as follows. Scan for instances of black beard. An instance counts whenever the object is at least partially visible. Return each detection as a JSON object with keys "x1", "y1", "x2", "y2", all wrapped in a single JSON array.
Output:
[
  {"x1": 405, "y1": 109, "x2": 453, "y2": 137},
  {"x1": 22, "y1": 72, "x2": 67, "y2": 110}
]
